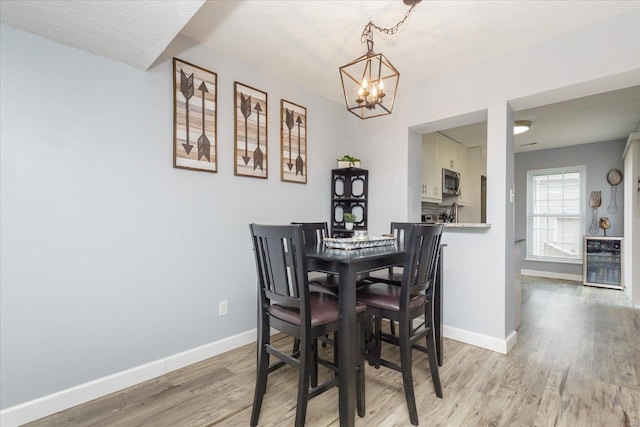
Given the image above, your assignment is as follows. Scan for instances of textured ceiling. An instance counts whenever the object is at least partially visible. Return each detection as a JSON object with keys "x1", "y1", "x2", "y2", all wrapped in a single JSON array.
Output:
[
  {"x1": 0, "y1": 0, "x2": 206, "y2": 69},
  {"x1": 1, "y1": 0, "x2": 639, "y2": 152}
]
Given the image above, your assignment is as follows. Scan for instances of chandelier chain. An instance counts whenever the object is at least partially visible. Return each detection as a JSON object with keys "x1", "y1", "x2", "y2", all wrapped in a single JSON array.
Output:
[{"x1": 361, "y1": 0, "x2": 418, "y2": 44}]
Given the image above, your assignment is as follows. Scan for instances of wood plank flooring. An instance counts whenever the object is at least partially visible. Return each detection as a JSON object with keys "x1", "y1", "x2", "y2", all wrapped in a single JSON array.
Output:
[{"x1": 24, "y1": 277, "x2": 640, "y2": 426}]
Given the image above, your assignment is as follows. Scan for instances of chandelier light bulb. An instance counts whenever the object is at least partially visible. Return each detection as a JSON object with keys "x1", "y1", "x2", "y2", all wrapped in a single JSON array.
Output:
[{"x1": 372, "y1": 86, "x2": 378, "y2": 98}]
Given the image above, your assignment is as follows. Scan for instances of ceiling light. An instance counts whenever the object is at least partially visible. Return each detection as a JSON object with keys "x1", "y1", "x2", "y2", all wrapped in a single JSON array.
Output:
[
  {"x1": 514, "y1": 120, "x2": 532, "y2": 135},
  {"x1": 339, "y1": 1, "x2": 420, "y2": 119}
]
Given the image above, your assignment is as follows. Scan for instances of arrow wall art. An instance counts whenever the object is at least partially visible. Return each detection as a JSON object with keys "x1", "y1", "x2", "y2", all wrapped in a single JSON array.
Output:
[
  {"x1": 173, "y1": 58, "x2": 217, "y2": 173},
  {"x1": 234, "y1": 82, "x2": 268, "y2": 179},
  {"x1": 280, "y1": 100, "x2": 307, "y2": 184}
]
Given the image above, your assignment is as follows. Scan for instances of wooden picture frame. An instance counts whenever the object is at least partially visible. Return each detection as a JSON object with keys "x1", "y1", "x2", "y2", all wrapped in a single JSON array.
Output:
[
  {"x1": 280, "y1": 100, "x2": 307, "y2": 184},
  {"x1": 173, "y1": 58, "x2": 217, "y2": 172},
  {"x1": 234, "y1": 82, "x2": 268, "y2": 178}
]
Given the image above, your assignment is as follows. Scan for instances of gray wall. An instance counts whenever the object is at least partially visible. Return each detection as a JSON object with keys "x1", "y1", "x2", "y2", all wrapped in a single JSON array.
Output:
[
  {"x1": 0, "y1": 25, "x2": 348, "y2": 409},
  {"x1": 515, "y1": 140, "x2": 626, "y2": 276}
]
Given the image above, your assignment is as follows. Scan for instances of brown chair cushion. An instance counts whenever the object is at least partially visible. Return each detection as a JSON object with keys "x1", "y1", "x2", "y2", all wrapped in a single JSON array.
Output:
[
  {"x1": 356, "y1": 283, "x2": 426, "y2": 311},
  {"x1": 268, "y1": 293, "x2": 366, "y2": 327}
]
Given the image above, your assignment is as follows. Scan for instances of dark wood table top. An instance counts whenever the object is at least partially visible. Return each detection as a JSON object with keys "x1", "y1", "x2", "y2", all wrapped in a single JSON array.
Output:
[{"x1": 305, "y1": 243, "x2": 406, "y2": 271}]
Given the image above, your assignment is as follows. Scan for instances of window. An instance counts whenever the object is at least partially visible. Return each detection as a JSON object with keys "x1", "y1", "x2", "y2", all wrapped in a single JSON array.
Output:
[{"x1": 526, "y1": 166, "x2": 585, "y2": 263}]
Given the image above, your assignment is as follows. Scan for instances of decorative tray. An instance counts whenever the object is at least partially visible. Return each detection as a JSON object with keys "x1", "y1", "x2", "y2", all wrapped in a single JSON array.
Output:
[{"x1": 323, "y1": 235, "x2": 396, "y2": 250}]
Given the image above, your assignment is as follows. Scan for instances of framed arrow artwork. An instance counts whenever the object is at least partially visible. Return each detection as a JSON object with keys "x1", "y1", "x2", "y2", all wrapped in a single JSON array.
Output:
[
  {"x1": 234, "y1": 82, "x2": 268, "y2": 179},
  {"x1": 173, "y1": 58, "x2": 218, "y2": 173},
  {"x1": 280, "y1": 100, "x2": 307, "y2": 184}
]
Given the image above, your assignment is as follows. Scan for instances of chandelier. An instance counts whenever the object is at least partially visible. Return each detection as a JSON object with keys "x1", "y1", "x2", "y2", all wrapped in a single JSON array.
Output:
[{"x1": 339, "y1": 0, "x2": 420, "y2": 119}]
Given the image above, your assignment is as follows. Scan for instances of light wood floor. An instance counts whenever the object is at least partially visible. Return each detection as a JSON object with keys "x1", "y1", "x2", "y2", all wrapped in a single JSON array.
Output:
[{"x1": 25, "y1": 277, "x2": 640, "y2": 426}]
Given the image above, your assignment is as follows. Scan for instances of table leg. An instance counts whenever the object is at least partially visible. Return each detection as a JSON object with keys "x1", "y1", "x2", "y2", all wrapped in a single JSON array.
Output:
[{"x1": 338, "y1": 264, "x2": 356, "y2": 427}]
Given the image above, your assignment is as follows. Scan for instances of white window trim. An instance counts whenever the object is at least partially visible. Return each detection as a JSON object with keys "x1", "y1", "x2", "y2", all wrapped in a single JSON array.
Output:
[{"x1": 526, "y1": 165, "x2": 586, "y2": 264}]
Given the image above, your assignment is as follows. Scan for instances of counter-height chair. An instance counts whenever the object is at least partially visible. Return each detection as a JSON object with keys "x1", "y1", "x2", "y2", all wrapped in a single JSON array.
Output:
[
  {"x1": 291, "y1": 221, "x2": 337, "y2": 296},
  {"x1": 361, "y1": 221, "x2": 414, "y2": 335},
  {"x1": 388, "y1": 221, "x2": 414, "y2": 278},
  {"x1": 356, "y1": 223, "x2": 444, "y2": 426},
  {"x1": 293, "y1": 221, "x2": 329, "y2": 246},
  {"x1": 249, "y1": 224, "x2": 366, "y2": 427},
  {"x1": 290, "y1": 221, "x2": 337, "y2": 352}
]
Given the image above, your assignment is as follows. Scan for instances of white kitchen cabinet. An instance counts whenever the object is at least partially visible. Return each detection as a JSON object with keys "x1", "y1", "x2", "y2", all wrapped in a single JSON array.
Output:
[
  {"x1": 436, "y1": 133, "x2": 467, "y2": 174},
  {"x1": 435, "y1": 133, "x2": 468, "y2": 202},
  {"x1": 458, "y1": 143, "x2": 468, "y2": 174},
  {"x1": 436, "y1": 133, "x2": 456, "y2": 171},
  {"x1": 456, "y1": 143, "x2": 468, "y2": 203},
  {"x1": 422, "y1": 132, "x2": 469, "y2": 204},
  {"x1": 421, "y1": 133, "x2": 442, "y2": 203}
]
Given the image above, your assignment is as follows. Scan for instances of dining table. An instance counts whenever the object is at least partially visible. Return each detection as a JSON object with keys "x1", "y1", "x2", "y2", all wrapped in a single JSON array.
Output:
[{"x1": 305, "y1": 241, "x2": 444, "y2": 427}]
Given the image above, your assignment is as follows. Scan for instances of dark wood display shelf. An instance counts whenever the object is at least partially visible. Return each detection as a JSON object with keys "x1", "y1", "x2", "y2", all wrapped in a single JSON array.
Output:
[{"x1": 331, "y1": 167, "x2": 368, "y2": 237}]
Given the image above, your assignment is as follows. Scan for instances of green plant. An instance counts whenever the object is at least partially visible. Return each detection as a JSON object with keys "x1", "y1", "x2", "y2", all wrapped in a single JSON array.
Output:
[
  {"x1": 343, "y1": 212, "x2": 356, "y2": 223},
  {"x1": 336, "y1": 154, "x2": 361, "y2": 164}
]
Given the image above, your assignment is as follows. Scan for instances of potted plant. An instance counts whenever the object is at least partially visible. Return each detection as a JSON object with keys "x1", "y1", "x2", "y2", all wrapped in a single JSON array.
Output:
[
  {"x1": 343, "y1": 212, "x2": 356, "y2": 230},
  {"x1": 337, "y1": 154, "x2": 361, "y2": 168}
]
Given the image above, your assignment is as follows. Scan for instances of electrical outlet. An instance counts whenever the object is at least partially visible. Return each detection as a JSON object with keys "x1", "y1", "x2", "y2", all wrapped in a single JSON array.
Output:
[{"x1": 219, "y1": 300, "x2": 228, "y2": 316}]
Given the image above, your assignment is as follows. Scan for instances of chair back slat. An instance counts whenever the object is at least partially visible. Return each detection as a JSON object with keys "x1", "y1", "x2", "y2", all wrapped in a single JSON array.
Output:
[
  {"x1": 387, "y1": 222, "x2": 414, "y2": 277},
  {"x1": 400, "y1": 224, "x2": 444, "y2": 305},
  {"x1": 250, "y1": 224, "x2": 310, "y2": 313},
  {"x1": 390, "y1": 222, "x2": 413, "y2": 246},
  {"x1": 291, "y1": 222, "x2": 328, "y2": 246},
  {"x1": 267, "y1": 236, "x2": 296, "y2": 298}
]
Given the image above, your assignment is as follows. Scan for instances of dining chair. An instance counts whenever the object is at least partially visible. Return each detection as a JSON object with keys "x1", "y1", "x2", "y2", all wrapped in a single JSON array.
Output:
[
  {"x1": 388, "y1": 221, "x2": 414, "y2": 278},
  {"x1": 292, "y1": 221, "x2": 329, "y2": 246},
  {"x1": 290, "y1": 221, "x2": 338, "y2": 352},
  {"x1": 291, "y1": 221, "x2": 337, "y2": 295},
  {"x1": 364, "y1": 222, "x2": 414, "y2": 283},
  {"x1": 356, "y1": 223, "x2": 444, "y2": 426},
  {"x1": 249, "y1": 224, "x2": 366, "y2": 427},
  {"x1": 362, "y1": 221, "x2": 414, "y2": 336}
]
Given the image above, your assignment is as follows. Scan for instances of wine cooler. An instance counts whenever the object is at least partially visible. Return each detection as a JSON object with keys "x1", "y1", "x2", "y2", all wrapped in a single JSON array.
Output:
[{"x1": 583, "y1": 236, "x2": 624, "y2": 290}]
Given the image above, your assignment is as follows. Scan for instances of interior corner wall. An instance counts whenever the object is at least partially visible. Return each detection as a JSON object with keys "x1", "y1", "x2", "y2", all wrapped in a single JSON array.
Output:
[
  {"x1": 623, "y1": 138, "x2": 640, "y2": 306},
  {"x1": 407, "y1": 129, "x2": 423, "y2": 222},
  {"x1": 502, "y1": 104, "x2": 516, "y2": 337},
  {"x1": 515, "y1": 140, "x2": 627, "y2": 277},
  {"x1": 0, "y1": 25, "x2": 349, "y2": 409}
]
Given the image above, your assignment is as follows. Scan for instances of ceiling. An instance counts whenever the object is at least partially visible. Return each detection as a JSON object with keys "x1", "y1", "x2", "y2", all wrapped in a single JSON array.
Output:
[
  {"x1": 1, "y1": 0, "x2": 639, "y2": 152},
  {"x1": 439, "y1": 85, "x2": 640, "y2": 153},
  {"x1": 0, "y1": 0, "x2": 206, "y2": 70}
]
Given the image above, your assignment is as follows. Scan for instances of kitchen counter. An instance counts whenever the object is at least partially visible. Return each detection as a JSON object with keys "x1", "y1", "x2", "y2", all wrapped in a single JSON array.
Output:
[{"x1": 443, "y1": 223, "x2": 491, "y2": 229}]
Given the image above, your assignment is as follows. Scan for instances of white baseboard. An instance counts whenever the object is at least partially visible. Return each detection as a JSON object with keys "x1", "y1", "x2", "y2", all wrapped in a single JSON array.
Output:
[
  {"x1": 0, "y1": 328, "x2": 267, "y2": 427},
  {"x1": 521, "y1": 269, "x2": 582, "y2": 282},
  {"x1": 505, "y1": 330, "x2": 518, "y2": 353},
  {"x1": 443, "y1": 325, "x2": 517, "y2": 354}
]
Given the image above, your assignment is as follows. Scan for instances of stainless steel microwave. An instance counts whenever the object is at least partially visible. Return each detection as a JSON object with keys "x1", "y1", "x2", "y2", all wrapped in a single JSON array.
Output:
[{"x1": 442, "y1": 168, "x2": 461, "y2": 196}]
